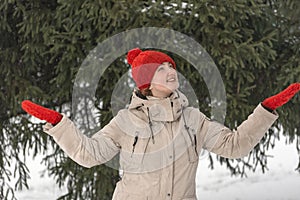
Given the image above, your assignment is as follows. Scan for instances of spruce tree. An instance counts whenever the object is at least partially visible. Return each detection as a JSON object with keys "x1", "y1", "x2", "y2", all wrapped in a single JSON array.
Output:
[{"x1": 0, "y1": 0, "x2": 299, "y2": 199}]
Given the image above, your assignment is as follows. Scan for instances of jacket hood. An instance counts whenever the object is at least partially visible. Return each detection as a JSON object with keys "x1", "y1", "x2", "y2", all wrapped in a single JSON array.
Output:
[{"x1": 128, "y1": 89, "x2": 189, "y2": 122}]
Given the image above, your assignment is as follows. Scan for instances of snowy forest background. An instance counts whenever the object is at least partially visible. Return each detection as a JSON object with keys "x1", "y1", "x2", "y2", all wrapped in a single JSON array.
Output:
[{"x1": 1, "y1": 0, "x2": 300, "y2": 199}]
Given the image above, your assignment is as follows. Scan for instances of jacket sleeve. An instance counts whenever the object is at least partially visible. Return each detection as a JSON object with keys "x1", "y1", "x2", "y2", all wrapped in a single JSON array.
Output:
[
  {"x1": 43, "y1": 114, "x2": 121, "y2": 168},
  {"x1": 201, "y1": 104, "x2": 278, "y2": 159}
]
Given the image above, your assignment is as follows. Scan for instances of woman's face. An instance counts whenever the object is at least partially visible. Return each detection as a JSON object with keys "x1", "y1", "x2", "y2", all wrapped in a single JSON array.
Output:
[{"x1": 150, "y1": 62, "x2": 179, "y2": 98}]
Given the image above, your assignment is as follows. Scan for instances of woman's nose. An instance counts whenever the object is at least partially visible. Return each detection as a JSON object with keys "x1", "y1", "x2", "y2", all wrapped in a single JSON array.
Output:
[{"x1": 167, "y1": 67, "x2": 176, "y2": 74}]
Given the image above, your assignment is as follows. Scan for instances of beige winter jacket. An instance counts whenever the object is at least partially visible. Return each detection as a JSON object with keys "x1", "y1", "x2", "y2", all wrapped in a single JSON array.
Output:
[{"x1": 44, "y1": 90, "x2": 278, "y2": 200}]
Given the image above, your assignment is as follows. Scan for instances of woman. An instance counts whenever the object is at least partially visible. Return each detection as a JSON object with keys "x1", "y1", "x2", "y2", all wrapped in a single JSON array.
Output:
[{"x1": 22, "y1": 48, "x2": 299, "y2": 200}]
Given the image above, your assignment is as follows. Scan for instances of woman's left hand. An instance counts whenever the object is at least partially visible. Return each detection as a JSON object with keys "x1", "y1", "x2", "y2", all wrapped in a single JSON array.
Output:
[{"x1": 262, "y1": 83, "x2": 300, "y2": 111}]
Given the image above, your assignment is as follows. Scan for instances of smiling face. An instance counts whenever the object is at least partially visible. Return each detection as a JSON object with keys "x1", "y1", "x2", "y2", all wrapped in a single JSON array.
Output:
[{"x1": 150, "y1": 62, "x2": 179, "y2": 98}]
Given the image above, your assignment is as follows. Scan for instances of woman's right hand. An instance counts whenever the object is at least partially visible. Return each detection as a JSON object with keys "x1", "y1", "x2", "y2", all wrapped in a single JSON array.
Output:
[{"x1": 21, "y1": 100, "x2": 63, "y2": 125}]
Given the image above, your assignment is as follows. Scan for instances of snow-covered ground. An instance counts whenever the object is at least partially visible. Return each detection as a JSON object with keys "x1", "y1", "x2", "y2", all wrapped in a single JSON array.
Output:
[
  {"x1": 14, "y1": 134, "x2": 300, "y2": 200},
  {"x1": 196, "y1": 137, "x2": 300, "y2": 200}
]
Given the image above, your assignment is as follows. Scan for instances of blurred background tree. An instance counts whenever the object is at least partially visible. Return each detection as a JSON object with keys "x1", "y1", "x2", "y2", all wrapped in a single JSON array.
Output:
[{"x1": 0, "y1": 0, "x2": 299, "y2": 199}]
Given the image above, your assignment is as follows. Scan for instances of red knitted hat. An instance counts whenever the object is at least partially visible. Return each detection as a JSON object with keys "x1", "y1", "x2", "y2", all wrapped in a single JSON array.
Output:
[{"x1": 127, "y1": 48, "x2": 176, "y2": 90}]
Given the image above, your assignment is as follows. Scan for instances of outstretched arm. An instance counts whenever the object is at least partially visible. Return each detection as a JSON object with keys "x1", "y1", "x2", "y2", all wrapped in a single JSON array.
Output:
[
  {"x1": 202, "y1": 83, "x2": 300, "y2": 159},
  {"x1": 202, "y1": 104, "x2": 278, "y2": 159},
  {"x1": 21, "y1": 100, "x2": 120, "y2": 168}
]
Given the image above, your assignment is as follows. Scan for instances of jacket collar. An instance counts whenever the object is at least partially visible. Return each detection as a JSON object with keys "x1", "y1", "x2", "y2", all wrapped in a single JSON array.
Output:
[{"x1": 128, "y1": 89, "x2": 189, "y2": 122}]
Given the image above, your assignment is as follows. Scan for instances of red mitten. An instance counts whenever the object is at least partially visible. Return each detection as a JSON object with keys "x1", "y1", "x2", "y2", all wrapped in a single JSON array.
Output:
[
  {"x1": 21, "y1": 100, "x2": 63, "y2": 125},
  {"x1": 262, "y1": 83, "x2": 300, "y2": 111}
]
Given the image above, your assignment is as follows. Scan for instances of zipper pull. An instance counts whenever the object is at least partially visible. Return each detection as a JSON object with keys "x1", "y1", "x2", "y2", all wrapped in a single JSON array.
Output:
[
  {"x1": 131, "y1": 132, "x2": 139, "y2": 157},
  {"x1": 194, "y1": 134, "x2": 198, "y2": 156}
]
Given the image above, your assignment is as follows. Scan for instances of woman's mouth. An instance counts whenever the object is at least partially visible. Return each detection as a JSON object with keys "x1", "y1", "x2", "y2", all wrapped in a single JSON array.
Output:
[{"x1": 167, "y1": 76, "x2": 176, "y2": 82}]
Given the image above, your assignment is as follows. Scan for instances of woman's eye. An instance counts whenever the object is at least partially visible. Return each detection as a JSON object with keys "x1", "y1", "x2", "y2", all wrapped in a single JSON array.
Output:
[{"x1": 167, "y1": 63, "x2": 173, "y2": 68}]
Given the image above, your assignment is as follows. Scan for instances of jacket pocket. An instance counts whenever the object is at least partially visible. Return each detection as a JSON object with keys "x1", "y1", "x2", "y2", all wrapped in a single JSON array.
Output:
[
  {"x1": 120, "y1": 136, "x2": 149, "y2": 173},
  {"x1": 187, "y1": 144, "x2": 199, "y2": 163},
  {"x1": 182, "y1": 127, "x2": 199, "y2": 163}
]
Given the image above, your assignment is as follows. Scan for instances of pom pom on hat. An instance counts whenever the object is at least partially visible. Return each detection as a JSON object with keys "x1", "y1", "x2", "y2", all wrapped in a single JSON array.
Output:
[
  {"x1": 127, "y1": 48, "x2": 176, "y2": 90},
  {"x1": 127, "y1": 48, "x2": 142, "y2": 65}
]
